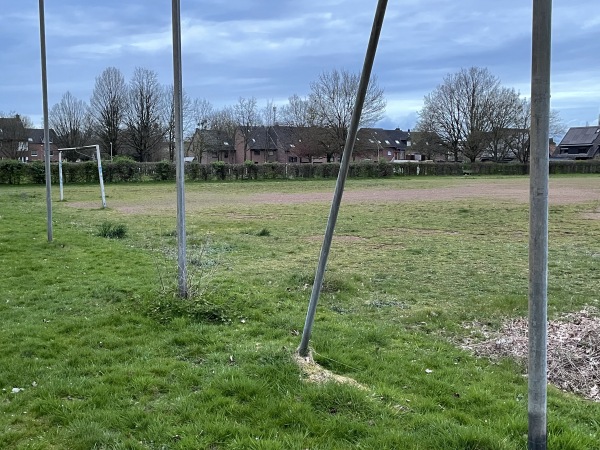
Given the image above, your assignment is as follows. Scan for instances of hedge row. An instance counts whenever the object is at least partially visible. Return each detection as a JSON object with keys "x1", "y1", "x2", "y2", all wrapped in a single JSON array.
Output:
[{"x1": 1, "y1": 159, "x2": 599, "y2": 184}]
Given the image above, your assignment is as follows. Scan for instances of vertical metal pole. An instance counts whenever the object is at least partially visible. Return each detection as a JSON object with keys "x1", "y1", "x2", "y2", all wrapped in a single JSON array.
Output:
[
  {"x1": 298, "y1": 0, "x2": 388, "y2": 356},
  {"x1": 39, "y1": 0, "x2": 52, "y2": 242},
  {"x1": 95, "y1": 145, "x2": 107, "y2": 208},
  {"x1": 529, "y1": 0, "x2": 552, "y2": 449},
  {"x1": 172, "y1": 0, "x2": 188, "y2": 298},
  {"x1": 59, "y1": 151, "x2": 64, "y2": 201}
]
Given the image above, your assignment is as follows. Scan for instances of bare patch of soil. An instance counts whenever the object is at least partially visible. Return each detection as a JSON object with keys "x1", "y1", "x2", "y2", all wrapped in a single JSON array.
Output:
[
  {"x1": 66, "y1": 177, "x2": 600, "y2": 214},
  {"x1": 460, "y1": 307, "x2": 600, "y2": 402},
  {"x1": 294, "y1": 351, "x2": 367, "y2": 390}
]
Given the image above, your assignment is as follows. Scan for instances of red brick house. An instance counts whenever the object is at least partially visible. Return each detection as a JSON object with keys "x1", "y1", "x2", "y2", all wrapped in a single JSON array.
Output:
[
  {"x1": 188, "y1": 125, "x2": 412, "y2": 164},
  {"x1": 24, "y1": 128, "x2": 59, "y2": 162}
]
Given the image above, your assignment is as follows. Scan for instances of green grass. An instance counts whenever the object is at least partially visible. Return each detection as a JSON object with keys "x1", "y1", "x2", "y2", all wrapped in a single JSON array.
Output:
[{"x1": 1, "y1": 176, "x2": 599, "y2": 449}]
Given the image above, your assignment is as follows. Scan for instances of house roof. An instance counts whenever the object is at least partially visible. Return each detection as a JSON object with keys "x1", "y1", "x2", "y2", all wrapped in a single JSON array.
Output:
[
  {"x1": 246, "y1": 126, "x2": 334, "y2": 152},
  {"x1": 0, "y1": 117, "x2": 26, "y2": 140},
  {"x1": 555, "y1": 126, "x2": 600, "y2": 159},
  {"x1": 356, "y1": 128, "x2": 410, "y2": 149},
  {"x1": 193, "y1": 129, "x2": 235, "y2": 151},
  {"x1": 25, "y1": 128, "x2": 58, "y2": 144},
  {"x1": 559, "y1": 126, "x2": 600, "y2": 146}
]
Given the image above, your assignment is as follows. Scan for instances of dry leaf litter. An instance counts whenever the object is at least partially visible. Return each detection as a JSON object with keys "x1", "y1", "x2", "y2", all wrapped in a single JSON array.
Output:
[{"x1": 460, "y1": 307, "x2": 600, "y2": 402}]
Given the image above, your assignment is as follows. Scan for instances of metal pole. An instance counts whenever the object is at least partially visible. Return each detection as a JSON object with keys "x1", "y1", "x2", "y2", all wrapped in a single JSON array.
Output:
[
  {"x1": 59, "y1": 151, "x2": 64, "y2": 201},
  {"x1": 95, "y1": 145, "x2": 107, "y2": 208},
  {"x1": 298, "y1": 0, "x2": 388, "y2": 356},
  {"x1": 172, "y1": 0, "x2": 188, "y2": 298},
  {"x1": 528, "y1": 0, "x2": 552, "y2": 448},
  {"x1": 39, "y1": 0, "x2": 52, "y2": 242}
]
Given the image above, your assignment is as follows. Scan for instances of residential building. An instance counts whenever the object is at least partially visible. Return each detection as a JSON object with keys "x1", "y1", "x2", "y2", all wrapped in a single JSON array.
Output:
[
  {"x1": 0, "y1": 116, "x2": 27, "y2": 160},
  {"x1": 553, "y1": 126, "x2": 600, "y2": 160},
  {"x1": 24, "y1": 128, "x2": 59, "y2": 162},
  {"x1": 354, "y1": 128, "x2": 412, "y2": 161},
  {"x1": 188, "y1": 125, "x2": 412, "y2": 164},
  {"x1": 187, "y1": 129, "x2": 236, "y2": 164}
]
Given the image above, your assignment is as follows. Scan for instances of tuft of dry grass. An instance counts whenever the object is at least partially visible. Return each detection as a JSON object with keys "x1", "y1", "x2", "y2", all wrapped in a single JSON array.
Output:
[{"x1": 293, "y1": 351, "x2": 368, "y2": 390}]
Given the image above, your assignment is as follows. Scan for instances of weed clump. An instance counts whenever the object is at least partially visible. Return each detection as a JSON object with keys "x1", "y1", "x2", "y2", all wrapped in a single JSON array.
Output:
[
  {"x1": 146, "y1": 294, "x2": 232, "y2": 325},
  {"x1": 97, "y1": 221, "x2": 128, "y2": 239},
  {"x1": 256, "y1": 228, "x2": 270, "y2": 237}
]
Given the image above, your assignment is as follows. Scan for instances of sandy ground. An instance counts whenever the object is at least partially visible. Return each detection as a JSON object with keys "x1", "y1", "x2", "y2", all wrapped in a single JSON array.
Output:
[{"x1": 66, "y1": 177, "x2": 600, "y2": 214}]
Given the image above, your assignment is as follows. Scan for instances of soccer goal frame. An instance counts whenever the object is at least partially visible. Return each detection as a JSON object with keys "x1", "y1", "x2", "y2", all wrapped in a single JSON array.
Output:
[{"x1": 57, "y1": 144, "x2": 107, "y2": 208}]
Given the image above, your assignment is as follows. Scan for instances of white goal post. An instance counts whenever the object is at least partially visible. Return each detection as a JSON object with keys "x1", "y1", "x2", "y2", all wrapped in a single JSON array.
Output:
[{"x1": 57, "y1": 144, "x2": 107, "y2": 208}]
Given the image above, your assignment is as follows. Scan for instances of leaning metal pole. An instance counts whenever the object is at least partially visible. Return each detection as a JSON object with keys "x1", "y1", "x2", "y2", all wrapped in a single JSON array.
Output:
[
  {"x1": 298, "y1": 0, "x2": 388, "y2": 357},
  {"x1": 39, "y1": 0, "x2": 52, "y2": 242},
  {"x1": 528, "y1": 0, "x2": 552, "y2": 448},
  {"x1": 172, "y1": 0, "x2": 188, "y2": 298}
]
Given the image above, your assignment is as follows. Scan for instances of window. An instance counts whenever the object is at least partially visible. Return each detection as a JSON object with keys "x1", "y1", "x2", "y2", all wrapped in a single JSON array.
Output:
[
  {"x1": 253, "y1": 150, "x2": 260, "y2": 155},
  {"x1": 31, "y1": 150, "x2": 38, "y2": 157},
  {"x1": 288, "y1": 156, "x2": 298, "y2": 163}
]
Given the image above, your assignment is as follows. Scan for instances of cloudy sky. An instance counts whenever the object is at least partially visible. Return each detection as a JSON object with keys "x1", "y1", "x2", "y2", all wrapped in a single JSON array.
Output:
[{"x1": 1, "y1": 0, "x2": 599, "y2": 133}]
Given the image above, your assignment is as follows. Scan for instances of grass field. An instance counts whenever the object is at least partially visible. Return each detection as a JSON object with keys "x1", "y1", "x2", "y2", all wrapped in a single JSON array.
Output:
[{"x1": 1, "y1": 175, "x2": 599, "y2": 449}]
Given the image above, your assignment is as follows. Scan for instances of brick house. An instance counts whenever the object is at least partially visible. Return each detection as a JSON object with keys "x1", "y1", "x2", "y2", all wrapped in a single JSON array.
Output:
[
  {"x1": 188, "y1": 125, "x2": 412, "y2": 164},
  {"x1": 187, "y1": 129, "x2": 236, "y2": 164},
  {"x1": 23, "y1": 128, "x2": 59, "y2": 162},
  {"x1": 354, "y1": 128, "x2": 412, "y2": 161}
]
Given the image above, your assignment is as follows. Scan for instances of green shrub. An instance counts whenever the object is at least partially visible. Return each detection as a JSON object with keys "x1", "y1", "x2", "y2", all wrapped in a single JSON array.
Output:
[
  {"x1": 211, "y1": 160, "x2": 227, "y2": 180},
  {"x1": 97, "y1": 221, "x2": 128, "y2": 239},
  {"x1": 109, "y1": 156, "x2": 139, "y2": 182},
  {"x1": 153, "y1": 160, "x2": 175, "y2": 181},
  {"x1": 28, "y1": 161, "x2": 47, "y2": 184},
  {"x1": 0, "y1": 160, "x2": 24, "y2": 184}
]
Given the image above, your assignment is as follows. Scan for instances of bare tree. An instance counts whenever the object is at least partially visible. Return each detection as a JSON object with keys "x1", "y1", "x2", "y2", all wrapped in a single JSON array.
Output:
[
  {"x1": 123, "y1": 67, "x2": 167, "y2": 162},
  {"x1": 164, "y1": 85, "x2": 194, "y2": 161},
  {"x1": 418, "y1": 67, "x2": 521, "y2": 162},
  {"x1": 49, "y1": 92, "x2": 94, "y2": 158},
  {"x1": 279, "y1": 94, "x2": 314, "y2": 127},
  {"x1": 233, "y1": 96, "x2": 262, "y2": 161},
  {"x1": 279, "y1": 95, "x2": 330, "y2": 162},
  {"x1": 90, "y1": 67, "x2": 127, "y2": 158},
  {"x1": 262, "y1": 99, "x2": 277, "y2": 127},
  {"x1": 485, "y1": 86, "x2": 521, "y2": 162},
  {"x1": 309, "y1": 68, "x2": 386, "y2": 162},
  {"x1": 191, "y1": 98, "x2": 214, "y2": 133},
  {"x1": 188, "y1": 106, "x2": 238, "y2": 163},
  {"x1": 187, "y1": 98, "x2": 215, "y2": 162},
  {"x1": 506, "y1": 99, "x2": 566, "y2": 163},
  {"x1": 455, "y1": 67, "x2": 501, "y2": 162}
]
